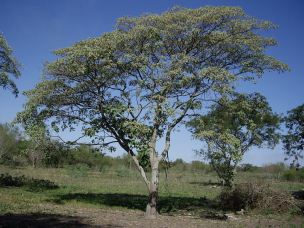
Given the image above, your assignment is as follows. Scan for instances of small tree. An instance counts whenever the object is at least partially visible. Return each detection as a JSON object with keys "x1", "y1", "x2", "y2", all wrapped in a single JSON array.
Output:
[
  {"x1": 0, "y1": 123, "x2": 22, "y2": 164},
  {"x1": 282, "y1": 104, "x2": 304, "y2": 168},
  {"x1": 24, "y1": 124, "x2": 50, "y2": 167},
  {"x1": 188, "y1": 93, "x2": 280, "y2": 186},
  {"x1": 0, "y1": 34, "x2": 20, "y2": 96},
  {"x1": 17, "y1": 7, "x2": 288, "y2": 217}
]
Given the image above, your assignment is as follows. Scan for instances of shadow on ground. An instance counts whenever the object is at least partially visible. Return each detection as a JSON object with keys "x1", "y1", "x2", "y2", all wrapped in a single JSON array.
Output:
[
  {"x1": 50, "y1": 192, "x2": 219, "y2": 215},
  {"x1": 0, "y1": 213, "x2": 121, "y2": 228},
  {"x1": 189, "y1": 181, "x2": 222, "y2": 187}
]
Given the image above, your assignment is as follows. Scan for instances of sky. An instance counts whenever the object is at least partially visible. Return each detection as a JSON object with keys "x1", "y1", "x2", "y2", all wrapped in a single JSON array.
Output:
[{"x1": 0, "y1": 0, "x2": 303, "y2": 165}]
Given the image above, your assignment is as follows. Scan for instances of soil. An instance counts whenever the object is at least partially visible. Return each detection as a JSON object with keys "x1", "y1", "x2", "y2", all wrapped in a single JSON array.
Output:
[{"x1": 0, "y1": 207, "x2": 302, "y2": 228}]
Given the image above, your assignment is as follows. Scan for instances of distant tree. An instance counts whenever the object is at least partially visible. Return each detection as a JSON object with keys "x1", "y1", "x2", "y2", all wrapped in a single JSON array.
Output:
[
  {"x1": 0, "y1": 123, "x2": 22, "y2": 164},
  {"x1": 238, "y1": 163, "x2": 258, "y2": 172},
  {"x1": 24, "y1": 124, "x2": 50, "y2": 167},
  {"x1": 0, "y1": 34, "x2": 20, "y2": 96},
  {"x1": 282, "y1": 104, "x2": 304, "y2": 168},
  {"x1": 188, "y1": 93, "x2": 280, "y2": 186},
  {"x1": 17, "y1": 7, "x2": 288, "y2": 217}
]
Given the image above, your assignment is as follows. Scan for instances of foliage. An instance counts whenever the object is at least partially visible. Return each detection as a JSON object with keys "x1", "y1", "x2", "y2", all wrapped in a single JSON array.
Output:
[
  {"x1": 65, "y1": 164, "x2": 90, "y2": 178},
  {"x1": 0, "y1": 173, "x2": 58, "y2": 191},
  {"x1": 0, "y1": 165, "x2": 303, "y2": 222},
  {"x1": 219, "y1": 182, "x2": 299, "y2": 213},
  {"x1": 18, "y1": 121, "x2": 71, "y2": 168},
  {"x1": 43, "y1": 140, "x2": 71, "y2": 168},
  {"x1": 190, "y1": 160, "x2": 212, "y2": 173},
  {"x1": 0, "y1": 34, "x2": 20, "y2": 96},
  {"x1": 282, "y1": 168, "x2": 304, "y2": 182},
  {"x1": 282, "y1": 104, "x2": 304, "y2": 168},
  {"x1": 261, "y1": 162, "x2": 286, "y2": 174},
  {"x1": 137, "y1": 149, "x2": 151, "y2": 172},
  {"x1": 69, "y1": 145, "x2": 107, "y2": 169},
  {"x1": 188, "y1": 93, "x2": 281, "y2": 186},
  {"x1": 238, "y1": 163, "x2": 259, "y2": 172},
  {"x1": 16, "y1": 6, "x2": 288, "y2": 215},
  {"x1": 167, "y1": 158, "x2": 186, "y2": 172},
  {"x1": 17, "y1": 6, "x2": 288, "y2": 158},
  {"x1": 0, "y1": 124, "x2": 23, "y2": 165}
]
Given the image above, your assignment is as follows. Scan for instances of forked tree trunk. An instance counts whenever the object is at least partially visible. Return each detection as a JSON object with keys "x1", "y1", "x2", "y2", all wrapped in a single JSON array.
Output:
[{"x1": 145, "y1": 158, "x2": 159, "y2": 218}]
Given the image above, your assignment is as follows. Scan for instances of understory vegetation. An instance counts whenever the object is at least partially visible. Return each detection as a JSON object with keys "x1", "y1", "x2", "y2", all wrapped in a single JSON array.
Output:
[
  {"x1": 0, "y1": 163, "x2": 303, "y2": 225},
  {"x1": 0, "y1": 124, "x2": 303, "y2": 223}
]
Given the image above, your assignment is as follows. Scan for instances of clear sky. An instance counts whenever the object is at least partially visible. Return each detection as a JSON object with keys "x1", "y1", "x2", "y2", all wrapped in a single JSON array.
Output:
[{"x1": 0, "y1": 0, "x2": 303, "y2": 165}]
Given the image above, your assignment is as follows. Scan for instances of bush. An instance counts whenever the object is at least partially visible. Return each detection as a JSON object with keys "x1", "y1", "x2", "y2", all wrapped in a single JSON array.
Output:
[
  {"x1": 64, "y1": 164, "x2": 90, "y2": 177},
  {"x1": 0, "y1": 173, "x2": 58, "y2": 191},
  {"x1": 43, "y1": 141, "x2": 72, "y2": 168},
  {"x1": 261, "y1": 162, "x2": 286, "y2": 174},
  {"x1": 219, "y1": 182, "x2": 299, "y2": 214},
  {"x1": 172, "y1": 158, "x2": 188, "y2": 171},
  {"x1": 238, "y1": 163, "x2": 259, "y2": 172},
  {"x1": 190, "y1": 161, "x2": 212, "y2": 173},
  {"x1": 0, "y1": 124, "x2": 23, "y2": 165},
  {"x1": 68, "y1": 145, "x2": 115, "y2": 171},
  {"x1": 282, "y1": 168, "x2": 304, "y2": 182}
]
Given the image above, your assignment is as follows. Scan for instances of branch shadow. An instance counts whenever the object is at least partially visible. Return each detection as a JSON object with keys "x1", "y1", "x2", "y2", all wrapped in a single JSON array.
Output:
[
  {"x1": 0, "y1": 213, "x2": 121, "y2": 228},
  {"x1": 50, "y1": 192, "x2": 219, "y2": 215}
]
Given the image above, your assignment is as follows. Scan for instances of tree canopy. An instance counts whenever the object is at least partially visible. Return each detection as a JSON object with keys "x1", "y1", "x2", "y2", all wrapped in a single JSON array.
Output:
[
  {"x1": 283, "y1": 104, "x2": 304, "y2": 168},
  {"x1": 17, "y1": 6, "x2": 288, "y2": 217},
  {"x1": 188, "y1": 93, "x2": 281, "y2": 186},
  {"x1": 0, "y1": 34, "x2": 20, "y2": 96},
  {"x1": 0, "y1": 123, "x2": 22, "y2": 164}
]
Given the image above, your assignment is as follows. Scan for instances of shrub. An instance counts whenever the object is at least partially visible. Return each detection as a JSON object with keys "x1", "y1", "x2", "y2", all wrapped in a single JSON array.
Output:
[
  {"x1": 0, "y1": 124, "x2": 23, "y2": 165},
  {"x1": 0, "y1": 173, "x2": 58, "y2": 191},
  {"x1": 282, "y1": 168, "x2": 304, "y2": 182},
  {"x1": 190, "y1": 161, "x2": 212, "y2": 173},
  {"x1": 64, "y1": 164, "x2": 90, "y2": 177},
  {"x1": 261, "y1": 162, "x2": 286, "y2": 173},
  {"x1": 238, "y1": 163, "x2": 259, "y2": 172},
  {"x1": 219, "y1": 181, "x2": 299, "y2": 214},
  {"x1": 171, "y1": 159, "x2": 188, "y2": 171},
  {"x1": 67, "y1": 145, "x2": 116, "y2": 171}
]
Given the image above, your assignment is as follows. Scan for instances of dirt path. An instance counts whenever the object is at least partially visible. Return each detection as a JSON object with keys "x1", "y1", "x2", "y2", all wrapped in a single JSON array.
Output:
[
  {"x1": 79, "y1": 209, "x2": 302, "y2": 228},
  {"x1": 0, "y1": 205, "x2": 303, "y2": 227}
]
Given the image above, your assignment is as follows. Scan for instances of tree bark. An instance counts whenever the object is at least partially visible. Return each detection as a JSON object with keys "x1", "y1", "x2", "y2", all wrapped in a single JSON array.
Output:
[{"x1": 145, "y1": 158, "x2": 159, "y2": 219}]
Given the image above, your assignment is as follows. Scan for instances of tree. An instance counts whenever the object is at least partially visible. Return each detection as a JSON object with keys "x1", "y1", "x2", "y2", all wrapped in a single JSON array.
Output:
[
  {"x1": 17, "y1": 7, "x2": 288, "y2": 218},
  {"x1": 0, "y1": 123, "x2": 22, "y2": 164},
  {"x1": 282, "y1": 104, "x2": 304, "y2": 168},
  {"x1": 188, "y1": 93, "x2": 280, "y2": 186},
  {"x1": 0, "y1": 34, "x2": 20, "y2": 96}
]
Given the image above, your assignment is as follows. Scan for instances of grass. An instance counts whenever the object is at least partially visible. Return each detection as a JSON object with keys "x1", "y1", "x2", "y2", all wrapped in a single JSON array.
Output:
[{"x1": 0, "y1": 164, "x2": 304, "y2": 226}]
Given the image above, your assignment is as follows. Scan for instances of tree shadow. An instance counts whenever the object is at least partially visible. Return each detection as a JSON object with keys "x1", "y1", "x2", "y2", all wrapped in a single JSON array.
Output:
[
  {"x1": 0, "y1": 213, "x2": 121, "y2": 227},
  {"x1": 50, "y1": 192, "x2": 219, "y2": 215},
  {"x1": 292, "y1": 190, "x2": 304, "y2": 200},
  {"x1": 189, "y1": 181, "x2": 222, "y2": 187}
]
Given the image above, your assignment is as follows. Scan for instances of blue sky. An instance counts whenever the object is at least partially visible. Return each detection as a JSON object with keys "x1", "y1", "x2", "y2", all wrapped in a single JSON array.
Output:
[{"x1": 0, "y1": 0, "x2": 303, "y2": 165}]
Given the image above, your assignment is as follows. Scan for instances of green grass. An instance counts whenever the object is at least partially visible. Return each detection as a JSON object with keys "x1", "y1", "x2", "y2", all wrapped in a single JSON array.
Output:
[{"x1": 0, "y1": 165, "x2": 303, "y2": 218}]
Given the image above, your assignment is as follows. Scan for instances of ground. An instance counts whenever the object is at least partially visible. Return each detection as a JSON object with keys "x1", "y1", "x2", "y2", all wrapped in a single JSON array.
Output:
[{"x1": 0, "y1": 165, "x2": 303, "y2": 227}]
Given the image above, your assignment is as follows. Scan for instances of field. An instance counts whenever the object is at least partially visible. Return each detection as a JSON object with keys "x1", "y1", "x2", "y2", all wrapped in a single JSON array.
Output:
[{"x1": 0, "y1": 165, "x2": 304, "y2": 227}]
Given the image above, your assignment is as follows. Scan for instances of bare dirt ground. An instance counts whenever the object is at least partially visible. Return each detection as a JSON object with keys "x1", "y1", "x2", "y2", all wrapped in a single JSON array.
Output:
[{"x1": 1, "y1": 206, "x2": 302, "y2": 228}]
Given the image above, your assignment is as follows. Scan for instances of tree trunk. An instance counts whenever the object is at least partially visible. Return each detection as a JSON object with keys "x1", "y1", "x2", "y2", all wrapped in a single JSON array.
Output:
[{"x1": 145, "y1": 158, "x2": 159, "y2": 219}]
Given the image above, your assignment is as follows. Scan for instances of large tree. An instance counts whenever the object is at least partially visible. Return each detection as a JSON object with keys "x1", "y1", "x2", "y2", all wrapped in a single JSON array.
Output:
[
  {"x1": 283, "y1": 104, "x2": 304, "y2": 168},
  {"x1": 0, "y1": 34, "x2": 20, "y2": 96},
  {"x1": 188, "y1": 93, "x2": 280, "y2": 186},
  {"x1": 17, "y1": 6, "x2": 288, "y2": 218}
]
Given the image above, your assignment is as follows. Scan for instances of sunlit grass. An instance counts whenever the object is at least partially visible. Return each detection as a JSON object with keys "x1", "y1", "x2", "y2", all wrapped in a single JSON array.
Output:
[{"x1": 0, "y1": 165, "x2": 303, "y2": 217}]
